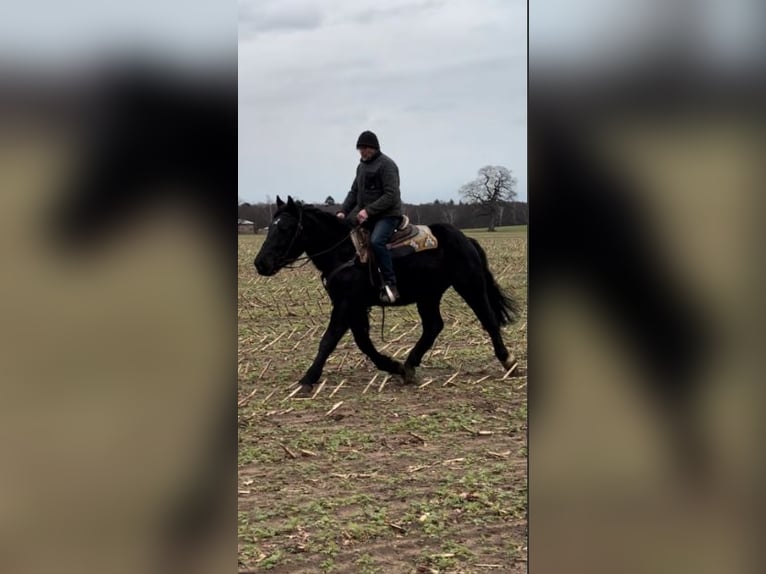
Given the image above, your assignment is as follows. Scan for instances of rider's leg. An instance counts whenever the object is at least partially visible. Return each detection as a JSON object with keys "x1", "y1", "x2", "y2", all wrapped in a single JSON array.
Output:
[{"x1": 370, "y1": 216, "x2": 400, "y2": 301}]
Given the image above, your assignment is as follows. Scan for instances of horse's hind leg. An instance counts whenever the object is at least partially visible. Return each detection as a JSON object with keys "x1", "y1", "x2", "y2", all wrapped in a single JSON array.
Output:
[
  {"x1": 350, "y1": 311, "x2": 404, "y2": 377},
  {"x1": 454, "y1": 282, "x2": 516, "y2": 372},
  {"x1": 403, "y1": 297, "x2": 445, "y2": 384}
]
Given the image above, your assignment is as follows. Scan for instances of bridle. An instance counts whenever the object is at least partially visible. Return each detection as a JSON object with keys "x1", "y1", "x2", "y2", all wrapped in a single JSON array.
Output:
[
  {"x1": 275, "y1": 207, "x2": 352, "y2": 270},
  {"x1": 274, "y1": 207, "x2": 304, "y2": 268}
]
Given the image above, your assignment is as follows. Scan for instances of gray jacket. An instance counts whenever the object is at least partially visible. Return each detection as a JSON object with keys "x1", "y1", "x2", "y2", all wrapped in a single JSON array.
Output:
[{"x1": 340, "y1": 151, "x2": 403, "y2": 220}]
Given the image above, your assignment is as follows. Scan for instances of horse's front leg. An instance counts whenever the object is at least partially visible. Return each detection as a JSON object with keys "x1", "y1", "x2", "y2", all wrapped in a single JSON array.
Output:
[{"x1": 297, "y1": 303, "x2": 350, "y2": 393}]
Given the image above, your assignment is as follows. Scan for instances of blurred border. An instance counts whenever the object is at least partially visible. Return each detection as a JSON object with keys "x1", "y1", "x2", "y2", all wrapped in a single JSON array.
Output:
[
  {"x1": 529, "y1": 1, "x2": 764, "y2": 573},
  {"x1": 0, "y1": 3, "x2": 236, "y2": 573}
]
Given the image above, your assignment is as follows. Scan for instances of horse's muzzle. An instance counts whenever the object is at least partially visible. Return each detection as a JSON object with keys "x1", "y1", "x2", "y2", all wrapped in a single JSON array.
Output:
[{"x1": 254, "y1": 258, "x2": 275, "y2": 276}]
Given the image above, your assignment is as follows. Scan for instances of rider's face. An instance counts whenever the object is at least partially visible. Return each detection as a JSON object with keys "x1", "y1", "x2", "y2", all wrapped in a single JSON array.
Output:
[{"x1": 358, "y1": 146, "x2": 376, "y2": 161}]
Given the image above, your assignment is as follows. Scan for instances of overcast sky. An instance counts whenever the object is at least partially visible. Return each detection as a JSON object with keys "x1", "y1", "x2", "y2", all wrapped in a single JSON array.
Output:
[{"x1": 238, "y1": 0, "x2": 527, "y2": 206}]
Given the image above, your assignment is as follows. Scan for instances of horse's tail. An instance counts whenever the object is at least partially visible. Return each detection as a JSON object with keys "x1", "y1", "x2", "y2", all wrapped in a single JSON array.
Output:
[{"x1": 468, "y1": 237, "x2": 520, "y2": 326}]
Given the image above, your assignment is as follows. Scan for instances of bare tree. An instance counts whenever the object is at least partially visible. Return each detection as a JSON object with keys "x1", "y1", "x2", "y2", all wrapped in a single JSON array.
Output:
[
  {"x1": 459, "y1": 165, "x2": 517, "y2": 231},
  {"x1": 441, "y1": 199, "x2": 457, "y2": 225}
]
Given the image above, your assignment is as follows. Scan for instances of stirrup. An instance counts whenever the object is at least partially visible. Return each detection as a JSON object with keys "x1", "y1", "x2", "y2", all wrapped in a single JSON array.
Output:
[{"x1": 381, "y1": 284, "x2": 398, "y2": 304}]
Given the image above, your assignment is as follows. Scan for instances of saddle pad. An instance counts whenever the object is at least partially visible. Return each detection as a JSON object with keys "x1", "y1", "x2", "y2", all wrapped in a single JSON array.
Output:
[
  {"x1": 387, "y1": 225, "x2": 438, "y2": 259},
  {"x1": 350, "y1": 228, "x2": 370, "y2": 263},
  {"x1": 350, "y1": 225, "x2": 438, "y2": 264}
]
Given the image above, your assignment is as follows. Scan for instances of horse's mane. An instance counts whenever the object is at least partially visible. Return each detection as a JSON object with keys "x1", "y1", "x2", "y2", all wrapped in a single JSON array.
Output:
[{"x1": 290, "y1": 201, "x2": 349, "y2": 234}]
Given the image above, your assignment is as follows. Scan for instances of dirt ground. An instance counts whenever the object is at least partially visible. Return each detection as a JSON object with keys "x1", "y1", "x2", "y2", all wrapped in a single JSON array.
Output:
[{"x1": 238, "y1": 230, "x2": 527, "y2": 573}]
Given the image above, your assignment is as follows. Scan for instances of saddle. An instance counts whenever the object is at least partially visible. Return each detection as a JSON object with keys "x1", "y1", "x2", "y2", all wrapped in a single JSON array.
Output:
[{"x1": 350, "y1": 215, "x2": 438, "y2": 264}]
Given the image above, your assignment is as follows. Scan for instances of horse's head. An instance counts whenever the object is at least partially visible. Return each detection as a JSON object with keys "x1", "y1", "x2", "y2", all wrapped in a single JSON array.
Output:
[{"x1": 254, "y1": 195, "x2": 306, "y2": 276}]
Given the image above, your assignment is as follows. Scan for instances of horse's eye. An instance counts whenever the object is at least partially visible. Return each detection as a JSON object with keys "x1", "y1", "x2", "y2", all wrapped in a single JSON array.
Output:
[{"x1": 271, "y1": 218, "x2": 287, "y2": 233}]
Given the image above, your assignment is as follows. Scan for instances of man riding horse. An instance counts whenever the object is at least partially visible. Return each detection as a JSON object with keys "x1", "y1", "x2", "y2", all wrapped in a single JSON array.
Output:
[{"x1": 336, "y1": 130, "x2": 402, "y2": 304}]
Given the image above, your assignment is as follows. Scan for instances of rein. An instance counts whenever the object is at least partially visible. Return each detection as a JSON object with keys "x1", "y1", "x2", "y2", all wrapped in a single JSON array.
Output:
[
  {"x1": 278, "y1": 208, "x2": 352, "y2": 269},
  {"x1": 282, "y1": 232, "x2": 351, "y2": 269}
]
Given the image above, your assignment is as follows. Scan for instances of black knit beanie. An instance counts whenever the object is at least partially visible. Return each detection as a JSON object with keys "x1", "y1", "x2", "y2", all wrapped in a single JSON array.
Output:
[{"x1": 356, "y1": 130, "x2": 380, "y2": 150}]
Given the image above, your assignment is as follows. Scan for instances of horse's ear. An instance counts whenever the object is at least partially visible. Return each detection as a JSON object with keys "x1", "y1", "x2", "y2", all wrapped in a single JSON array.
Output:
[
  {"x1": 276, "y1": 196, "x2": 285, "y2": 208},
  {"x1": 286, "y1": 196, "x2": 295, "y2": 209}
]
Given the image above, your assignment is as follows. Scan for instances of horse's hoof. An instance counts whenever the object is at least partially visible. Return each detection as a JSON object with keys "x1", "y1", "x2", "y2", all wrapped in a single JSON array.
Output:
[
  {"x1": 402, "y1": 364, "x2": 418, "y2": 385},
  {"x1": 502, "y1": 356, "x2": 518, "y2": 374},
  {"x1": 295, "y1": 384, "x2": 314, "y2": 398}
]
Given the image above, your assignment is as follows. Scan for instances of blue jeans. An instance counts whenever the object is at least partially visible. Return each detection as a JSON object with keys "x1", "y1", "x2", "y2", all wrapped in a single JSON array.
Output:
[{"x1": 369, "y1": 216, "x2": 399, "y2": 285}]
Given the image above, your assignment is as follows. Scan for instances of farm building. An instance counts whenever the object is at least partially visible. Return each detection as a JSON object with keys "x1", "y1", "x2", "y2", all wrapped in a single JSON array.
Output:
[{"x1": 238, "y1": 219, "x2": 255, "y2": 234}]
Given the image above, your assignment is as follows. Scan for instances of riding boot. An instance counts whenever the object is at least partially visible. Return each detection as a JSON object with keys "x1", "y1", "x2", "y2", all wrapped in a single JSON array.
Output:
[{"x1": 380, "y1": 283, "x2": 399, "y2": 304}]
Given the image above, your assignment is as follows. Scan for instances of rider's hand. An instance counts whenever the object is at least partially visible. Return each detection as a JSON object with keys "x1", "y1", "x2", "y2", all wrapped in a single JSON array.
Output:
[
  {"x1": 358, "y1": 209, "x2": 369, "y2": 224},
  {"x1": 336, "y1": 211, "x2": 346, "y2": 219}
]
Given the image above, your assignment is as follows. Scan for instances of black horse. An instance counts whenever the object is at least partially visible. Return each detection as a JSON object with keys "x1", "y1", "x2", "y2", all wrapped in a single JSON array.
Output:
[{"x1": 254, "y1": 196, "x2": 521, "y2": 393}]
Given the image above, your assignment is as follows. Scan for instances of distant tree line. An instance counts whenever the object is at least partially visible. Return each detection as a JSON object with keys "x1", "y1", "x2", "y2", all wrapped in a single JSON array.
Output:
[
  {"x1": 238, "y1": 198, "x2": 527, "y2": 231},
  {"x1": 240, "y1": 165, "x2": 526, "y2": 232}
]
